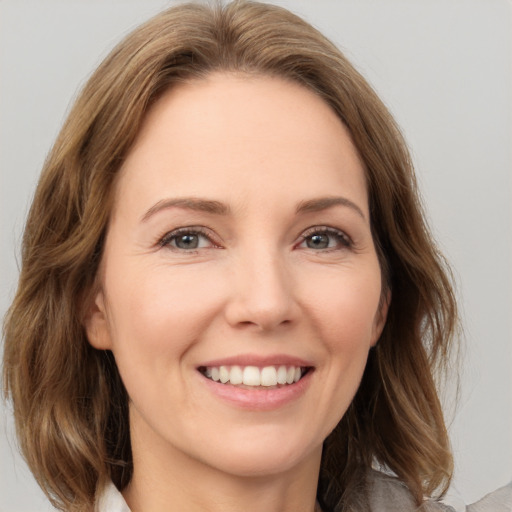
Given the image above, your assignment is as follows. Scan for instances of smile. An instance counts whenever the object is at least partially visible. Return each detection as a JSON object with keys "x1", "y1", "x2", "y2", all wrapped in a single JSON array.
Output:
[{"x1": 199, "y1": 365, "x2": 310, "y2": 388}]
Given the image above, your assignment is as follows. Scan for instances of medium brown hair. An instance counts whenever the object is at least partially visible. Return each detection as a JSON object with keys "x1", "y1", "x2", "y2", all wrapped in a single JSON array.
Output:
[{"x1": 3, "y1": 2, "x2": 457, "y2": 511}]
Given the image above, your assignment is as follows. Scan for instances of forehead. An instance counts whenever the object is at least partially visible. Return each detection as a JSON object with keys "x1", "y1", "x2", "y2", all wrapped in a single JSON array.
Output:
[{"x1": 114, "y1": 72, "x2": 368, "y2": 218}]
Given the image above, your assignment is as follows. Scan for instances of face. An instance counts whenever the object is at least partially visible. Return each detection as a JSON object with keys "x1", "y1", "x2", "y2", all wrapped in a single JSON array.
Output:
[{"x1": 85, "y1": 73, "x2": 388, "y2": 481}]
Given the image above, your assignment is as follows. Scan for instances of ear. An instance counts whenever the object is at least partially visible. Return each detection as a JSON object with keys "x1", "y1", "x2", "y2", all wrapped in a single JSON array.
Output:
[
  {"x1": 370, "y1": 289, "x2": 391, "y2": 347},
  {"x1": 83, "y1": 288, "x2": 113, "y2": 350}
]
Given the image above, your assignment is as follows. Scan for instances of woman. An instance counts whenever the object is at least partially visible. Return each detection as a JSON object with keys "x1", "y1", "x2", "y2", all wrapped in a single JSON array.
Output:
[{"x1": 2, "y1": 2, "x2": 510, "y2": 512}]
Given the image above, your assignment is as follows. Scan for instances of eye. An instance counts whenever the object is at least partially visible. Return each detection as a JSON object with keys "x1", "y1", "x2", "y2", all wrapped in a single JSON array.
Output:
[
  {"x1": 299, "y1": 227, "x2": 352, "y2": 251},
  {"x1": 159, "y1": 228, "x2": 217, "y2": 251}
]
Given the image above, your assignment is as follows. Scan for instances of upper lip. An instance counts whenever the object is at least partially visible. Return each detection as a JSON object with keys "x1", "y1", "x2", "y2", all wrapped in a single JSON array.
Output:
[{"x1": 198, "y1": 353, "x2": 314, "y2": 368}]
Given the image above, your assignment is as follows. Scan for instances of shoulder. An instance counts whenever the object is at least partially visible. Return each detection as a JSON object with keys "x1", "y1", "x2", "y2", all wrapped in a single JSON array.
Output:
[
  {"x1": 93, "y1": 475, "x2": 511, "y2": 512},
  {"x1": 367, "y1": 470, "x2": 453, "y2": 511},
  {"x1": 466, "y1": 481, "x2": 512, "y2": 512},
  {"x1": 95, "y1": 481, "x2": 131, "y2": 512},
  {"x1": 368, "y1": 471, "x2": 512, "y2": 512}
]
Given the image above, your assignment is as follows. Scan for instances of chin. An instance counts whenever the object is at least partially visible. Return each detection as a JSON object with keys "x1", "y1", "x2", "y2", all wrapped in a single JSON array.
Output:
[{"x1": 196, "y1": 429, "x2": 322, "y2": 479}]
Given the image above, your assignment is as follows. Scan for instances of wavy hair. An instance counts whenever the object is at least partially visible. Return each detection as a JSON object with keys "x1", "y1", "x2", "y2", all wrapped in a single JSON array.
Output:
[{"x1": 3, "y1": 2, "x2": 457, "y2": 511}]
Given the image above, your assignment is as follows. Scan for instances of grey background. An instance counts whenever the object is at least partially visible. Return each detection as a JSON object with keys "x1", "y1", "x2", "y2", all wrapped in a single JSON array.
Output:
[{"x1": 1, "y1": 1, "x2": 511, "y2": 510}]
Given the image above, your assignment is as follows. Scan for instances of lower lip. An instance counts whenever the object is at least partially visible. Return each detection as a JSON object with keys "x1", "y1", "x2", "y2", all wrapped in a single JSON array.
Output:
[{"x1": 198, "y1": 370, "x2": 313, "y2": 411}]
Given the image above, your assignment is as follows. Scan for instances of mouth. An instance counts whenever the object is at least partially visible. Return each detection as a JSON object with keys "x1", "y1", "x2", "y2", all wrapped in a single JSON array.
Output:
[{"x1": 198, "y1": 365, "x2": 312, "y2": 389}]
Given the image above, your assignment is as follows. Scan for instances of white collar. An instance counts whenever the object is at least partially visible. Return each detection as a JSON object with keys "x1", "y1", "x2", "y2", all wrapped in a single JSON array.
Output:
[{"x1": 95, "y1": 481, "x2": 131, "y2": 512}]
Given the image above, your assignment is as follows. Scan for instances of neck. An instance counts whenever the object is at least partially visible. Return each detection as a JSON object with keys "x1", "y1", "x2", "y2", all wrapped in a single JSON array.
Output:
[{"x1": 123, "y1": 425, "x2": 322, "y2": 512}]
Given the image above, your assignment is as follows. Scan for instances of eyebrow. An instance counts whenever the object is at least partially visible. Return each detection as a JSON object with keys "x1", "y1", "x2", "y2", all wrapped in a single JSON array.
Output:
[
  {"x1": 296, "y1": 196, "x2": 366, "y2": 219},
  {"x1": 141, "y1": 197, "x2": 230, "y2": 222},
  {"x1": 141, "y1": 195, "x2": 366, "y2": 222}
]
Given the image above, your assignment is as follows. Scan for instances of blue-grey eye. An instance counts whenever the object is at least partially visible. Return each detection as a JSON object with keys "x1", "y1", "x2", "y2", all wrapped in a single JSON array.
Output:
[
  {"x1": 300, "y1": 228, "x2": 351, "y2": 250},
  {"x1": 174, "y1": 233, "x2": 200, "y2": 249},
  {"x1": 159, "y1": 229, "x2": 213, "y2": 250},
  {"x1": 307, "y1": 233, "x2": 330, "y2": 249}
]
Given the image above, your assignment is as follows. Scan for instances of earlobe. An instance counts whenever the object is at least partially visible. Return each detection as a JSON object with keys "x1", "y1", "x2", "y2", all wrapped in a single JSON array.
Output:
[
  {"x1": 371, "y1": 289, "x2": 391, "y2": 347},
  {"x1": 83, "y1": 289, "x2": 112, "y2": 350}
]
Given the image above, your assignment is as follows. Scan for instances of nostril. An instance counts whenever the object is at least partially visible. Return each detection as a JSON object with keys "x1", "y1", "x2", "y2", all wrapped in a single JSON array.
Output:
[{"x1": 233, "y1": 318, "x2": 293, "y2": 332}]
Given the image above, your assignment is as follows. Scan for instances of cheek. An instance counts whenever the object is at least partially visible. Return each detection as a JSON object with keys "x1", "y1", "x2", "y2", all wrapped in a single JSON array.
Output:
[
  {"x1": 102, "y1": 265, "x2": 227, "y2": 421},
  {"x1": 300, "y1": 264, "x2": 382, "y2": 423},
  {"x1": 302, "y1": 266, "x2": 383, "y2": 348},
  {"x1": 105, "y1": 263, "x2": 226, "y2": 360}
]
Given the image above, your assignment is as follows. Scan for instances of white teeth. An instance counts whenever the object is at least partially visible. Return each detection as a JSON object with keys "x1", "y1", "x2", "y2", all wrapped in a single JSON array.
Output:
[
  {"x1": 202, "y1": 364, "x2": 307, "y2": 387},
  {"x1": 261, "y1": 366, "x2": 277, "y2": 387},
  {"x1": 276, "y1": 365, "x2": 288, "y2": 385},
  {"x1": 219, "y1": 366, "x2": 229, "y2": 384},
  {"x1": 230, "y1": 365, "x2": 243, "y2": 385},
  {"x1": 243, "y1": 366, "x2": 261, "y2": 386}
]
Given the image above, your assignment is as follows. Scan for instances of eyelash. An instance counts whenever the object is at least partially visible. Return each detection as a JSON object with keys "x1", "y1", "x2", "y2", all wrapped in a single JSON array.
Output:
[
  {"x1": 157, "y1": 226, "x2": 352, "y2": 252},
  {"x1": 298, "y1": 226, "x2": 352, "y2": 251},
  {"x1": 158, "y1": 227, "x2": 218, "y2": 251}
]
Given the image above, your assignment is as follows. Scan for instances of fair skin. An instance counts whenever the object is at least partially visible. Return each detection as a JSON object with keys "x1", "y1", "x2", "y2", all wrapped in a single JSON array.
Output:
[{"x1": 85, "y1": 73, "x2": 388, "y2": 512}]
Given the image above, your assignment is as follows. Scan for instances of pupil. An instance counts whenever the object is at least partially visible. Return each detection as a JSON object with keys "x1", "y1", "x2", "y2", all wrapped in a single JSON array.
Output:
[
  {"x1": 308, "y1": 234, "x2": 328, "y2": 249},
  {"x1": 177, "y1": 234, "x2": 198, "y2": 249}
]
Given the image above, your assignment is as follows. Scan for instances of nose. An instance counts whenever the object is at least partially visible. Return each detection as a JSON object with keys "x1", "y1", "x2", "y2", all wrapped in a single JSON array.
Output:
[{"x1": 224, "y1": 248, "x2": 299, "y2": 332}]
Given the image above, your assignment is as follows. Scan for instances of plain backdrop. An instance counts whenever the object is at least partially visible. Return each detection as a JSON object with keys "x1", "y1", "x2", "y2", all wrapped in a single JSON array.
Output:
[{"x1": 1, "y1": 1, "x2": 511, "y2": 511}]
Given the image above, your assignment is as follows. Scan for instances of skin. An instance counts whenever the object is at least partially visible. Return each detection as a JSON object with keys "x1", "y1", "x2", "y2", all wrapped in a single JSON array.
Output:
[{"x1": 85, "y1": 73, "x2": 388, "y2": 512}]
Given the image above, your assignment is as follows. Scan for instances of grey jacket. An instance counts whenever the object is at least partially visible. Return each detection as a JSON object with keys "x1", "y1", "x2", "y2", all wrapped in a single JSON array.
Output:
[{"x1": 368, "y1": 471, "x2": 511, "y2": 512}]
